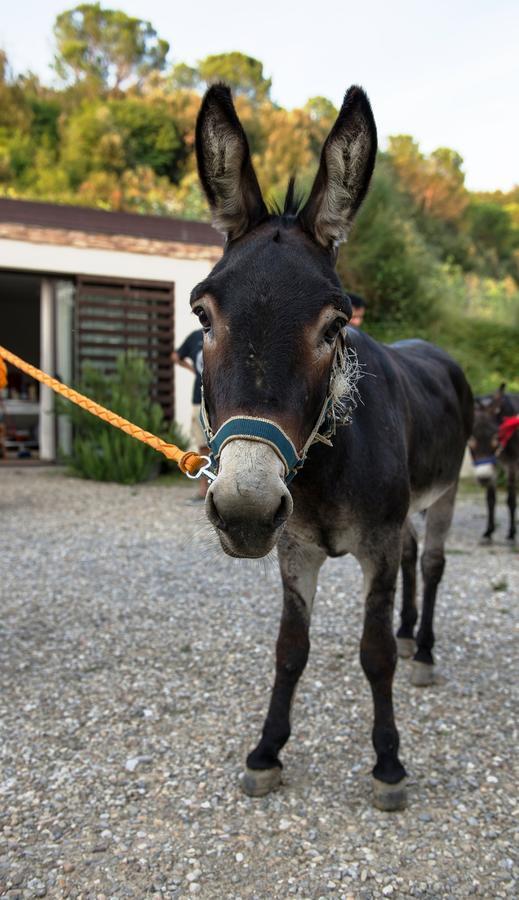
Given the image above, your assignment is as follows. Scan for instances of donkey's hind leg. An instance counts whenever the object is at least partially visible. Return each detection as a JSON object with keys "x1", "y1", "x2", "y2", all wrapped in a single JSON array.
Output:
[
  {"x1": 412, "y1": 483, "x2": 457, "y2": 687},
  {"x1": 506, "y1": 465, "x2": 516, "y2": 542},
  {"x1": 396, "y1": 519, "x2": 418, "y2": 658},
  {"x1": 242, "y1": 534, "x2": 326, "y2": 797}
]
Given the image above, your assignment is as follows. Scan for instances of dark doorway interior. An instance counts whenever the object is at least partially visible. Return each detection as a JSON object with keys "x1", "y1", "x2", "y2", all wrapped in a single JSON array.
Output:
[{"x1": 0, "y1": 272, "x2": 41, "y2": 459}]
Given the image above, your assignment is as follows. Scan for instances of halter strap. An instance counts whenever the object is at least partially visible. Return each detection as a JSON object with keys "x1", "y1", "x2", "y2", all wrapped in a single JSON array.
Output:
[
  {"x1": 473, "y1": 456, "x2": 497, "y2": 467},
  {"x1": 209, "y1": 416, "x2": 301, "y2": 480}
]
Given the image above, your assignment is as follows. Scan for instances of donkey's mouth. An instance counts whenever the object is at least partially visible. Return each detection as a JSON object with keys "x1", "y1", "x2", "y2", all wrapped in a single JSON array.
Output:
[
  {"x1": 206, "y1": 488, "x2": 290, "y2": 558},
  {"x1": 213, "y1": 519, "x2": 286, "y2": 559}
]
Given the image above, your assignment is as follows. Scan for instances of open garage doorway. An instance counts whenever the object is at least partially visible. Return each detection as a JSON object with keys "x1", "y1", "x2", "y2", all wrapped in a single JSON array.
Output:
[{"x1": 0, "y1": 272, "x2": 42, "y2": 461}]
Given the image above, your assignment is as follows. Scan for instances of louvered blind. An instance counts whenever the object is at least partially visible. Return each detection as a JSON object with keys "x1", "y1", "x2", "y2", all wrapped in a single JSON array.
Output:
[{"x1": 76, "y1": 276, "x2": 175, "y2": 419}]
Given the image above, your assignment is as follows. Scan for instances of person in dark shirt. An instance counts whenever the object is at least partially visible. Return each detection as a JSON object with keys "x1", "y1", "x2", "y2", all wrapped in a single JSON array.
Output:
[{"x1": 172, "y1": 329, "x2": 207, "y2": 499}]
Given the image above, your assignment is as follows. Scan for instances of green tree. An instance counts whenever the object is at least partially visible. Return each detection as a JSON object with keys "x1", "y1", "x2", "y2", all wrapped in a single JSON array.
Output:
[
  {"x1": 169, "y1": 63, "x2": 201, "y2": 91},
  {"x1": 466, "y1": 200, "x2": 519, "y2": 279},
  {"x1": 387, "y1": 135, "x2": 467, "y2": 222},
  {"x1": 53, "y1": 3, "x2": 169, "y2": 92},
  {"x1": 467, "y1": 201, "x2": 517, "y2": 258},
  {"x1": 110, "y1": 99, "x2": 183, "y2": 179},
  {"x1": 304, "y1": 96, "x2": 337, "y2": 122},
  {"x1": 198, "y1": 53, "x2": 271, "y2": 103},
  {"x1": 0, "y1": 52, "x2": 32, "y2": 132},
  {"x1": 60, "y1": 98, "x2": 183, "y2": 187},
  {"x1": 304, "y1": 96, "x2": 337, "y2": 158},
  {"x1": 337, "y1": 161, "x2": 444, "y2": 326}
]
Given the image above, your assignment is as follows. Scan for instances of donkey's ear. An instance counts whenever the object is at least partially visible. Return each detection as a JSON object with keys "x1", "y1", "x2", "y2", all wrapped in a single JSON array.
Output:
[
  {"x1": 196, "y1": 84, "x2": 267, "y2": 241},
  {"x1": 489, "y1": 382, "x2": 507, "y2": 414},
  {"x1": 299, "y1": 86, "x2": 377, "y2": 249}
]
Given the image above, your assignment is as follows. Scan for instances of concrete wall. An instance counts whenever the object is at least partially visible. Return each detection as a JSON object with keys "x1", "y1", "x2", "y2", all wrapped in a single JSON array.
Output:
[{"x1": 0, "y1": 237, "x2": 218, "y2": 439}]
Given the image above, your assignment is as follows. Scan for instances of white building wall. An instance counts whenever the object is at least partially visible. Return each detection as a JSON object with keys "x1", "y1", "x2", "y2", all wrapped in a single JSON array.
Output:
[
  {"x1": 0, "y1": 238, "x2": 218, "y2": 438},
  {"x1": 39, "y1": 279, "x2": 55, "y2": 461}
]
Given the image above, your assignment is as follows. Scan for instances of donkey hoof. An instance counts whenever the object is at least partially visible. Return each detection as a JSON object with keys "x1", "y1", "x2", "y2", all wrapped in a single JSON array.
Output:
[
  {"x1": 411, "y1": 660, "x2": 435, "y2": 687},
  {"x1": 241, "y1": 765, "x2": 282, "y2": 797},
  {"x1": 372, "y1": 776, "x2": 408, "y2": 811},
  {"x1": 396, "y1": 637, "x2": 416, "y2": 658}
]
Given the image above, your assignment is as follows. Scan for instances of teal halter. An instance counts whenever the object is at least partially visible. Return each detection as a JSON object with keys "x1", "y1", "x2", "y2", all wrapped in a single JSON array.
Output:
[{"x1": 202, "y1": 412, "x2": 309, "y2": 484}]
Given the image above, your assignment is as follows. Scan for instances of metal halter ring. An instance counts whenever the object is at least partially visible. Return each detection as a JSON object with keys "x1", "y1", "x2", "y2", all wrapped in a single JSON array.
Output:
[{"x1": 185, "y1": 455, "x2": 217, "y2": 482}]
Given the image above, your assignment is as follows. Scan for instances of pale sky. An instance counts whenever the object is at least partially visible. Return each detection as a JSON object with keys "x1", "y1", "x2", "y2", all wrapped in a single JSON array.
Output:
[{"x1": 2, "y1": 0, "x2": 518, "y2": 191}]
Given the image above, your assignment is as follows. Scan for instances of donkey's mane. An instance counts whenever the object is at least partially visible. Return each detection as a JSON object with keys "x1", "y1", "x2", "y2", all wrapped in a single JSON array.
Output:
[{"x1": 269, "y1": 177, "x2": 306, "y2": 218}]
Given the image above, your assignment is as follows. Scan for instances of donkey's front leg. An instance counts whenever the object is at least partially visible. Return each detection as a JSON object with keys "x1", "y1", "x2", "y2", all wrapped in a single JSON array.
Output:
[
  {"x1": 242, "y1": 535, "x2": 326, "y2": 797},
  {"x1": 359, "y1": 542, "x2": 407, "y2": 811}
]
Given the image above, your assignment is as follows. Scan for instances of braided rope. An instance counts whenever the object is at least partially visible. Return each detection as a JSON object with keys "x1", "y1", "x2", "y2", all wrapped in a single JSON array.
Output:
[{"x1": 0, "y1": 344, "x2": 204, "y2": 476}]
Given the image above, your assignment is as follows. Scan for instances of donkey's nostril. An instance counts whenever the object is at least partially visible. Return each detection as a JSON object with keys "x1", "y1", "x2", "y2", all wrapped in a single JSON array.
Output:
[
  {"x1": 206, "y1": 491, "x2": 228, "y2": 532},
  {"x1": 272, "y1": 494, "x2": 291, "y2": 529}
]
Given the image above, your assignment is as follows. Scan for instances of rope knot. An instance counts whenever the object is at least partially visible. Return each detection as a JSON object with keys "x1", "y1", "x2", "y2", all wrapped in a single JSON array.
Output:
[{"x1": 178, "y1": 451, "x2": 205, "y2": 476}]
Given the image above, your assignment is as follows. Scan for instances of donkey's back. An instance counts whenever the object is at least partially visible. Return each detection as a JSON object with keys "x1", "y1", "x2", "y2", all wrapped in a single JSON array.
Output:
[
  {"x1": 335, "y1": 332, "x2": 473, "y2": 509},
  {"x1": 387, "y1": 336, "x2": 473, "y2": 499}
]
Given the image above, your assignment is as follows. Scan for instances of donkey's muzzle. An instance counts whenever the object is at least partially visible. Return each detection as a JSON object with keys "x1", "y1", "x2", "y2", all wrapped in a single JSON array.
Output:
[
  {"x1": 474, "y1": 461, "x2": 497, "y2": 486},
  {"x1": 205, "y1": 440, "x2": 293, "y2": 558}
]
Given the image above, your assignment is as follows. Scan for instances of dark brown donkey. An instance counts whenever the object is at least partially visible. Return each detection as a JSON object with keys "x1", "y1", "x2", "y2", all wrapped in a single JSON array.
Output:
[
  {"x1": 190, "y1": 84, "x2": 473, "y2": 810},
  {"x1": 469, "y1": 384, "x2": 519, "y2": 542}
]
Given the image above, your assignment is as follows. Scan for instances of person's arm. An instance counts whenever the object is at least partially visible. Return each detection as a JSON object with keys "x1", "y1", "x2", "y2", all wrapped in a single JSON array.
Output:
[{"x1": 171, "y1": 350, "x2": 195, "y2": 374}]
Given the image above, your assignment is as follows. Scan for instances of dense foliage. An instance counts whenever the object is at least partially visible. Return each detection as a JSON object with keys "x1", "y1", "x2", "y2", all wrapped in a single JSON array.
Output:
[
  {"x1": 1, "y1": 4, "x2": 518, "y2": 392},
  {"x1": 61, "y1": 353, "x2": 186, "y2": 484}
]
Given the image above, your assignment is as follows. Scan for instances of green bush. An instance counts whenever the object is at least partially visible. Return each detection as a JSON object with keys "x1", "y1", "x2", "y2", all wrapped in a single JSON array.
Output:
[
  {"x1": 61, "y1": 352, "x2": 186, "y2": 484},
  {"x1": 337, "y1": 162, "x2": 445, "y2": 327},
  {"x1": 337, "y1": 159, "x2": 519, "y2": 395},
  {"x1": 370, "y1": 314, "x2": 519, "y2": 395}
]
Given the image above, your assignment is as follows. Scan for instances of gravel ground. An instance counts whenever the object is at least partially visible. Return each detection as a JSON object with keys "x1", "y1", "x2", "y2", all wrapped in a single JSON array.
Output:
[{"x1": 0, "y1": 468, "x2": 517, "y2": 900}]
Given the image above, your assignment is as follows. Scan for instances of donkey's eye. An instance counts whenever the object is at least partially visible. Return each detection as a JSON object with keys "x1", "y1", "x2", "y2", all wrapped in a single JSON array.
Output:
[
  {"x1": 324, "y1": 317, "x2": 346, "y2": 344},
  {"x1": 193, "y1": 306, "x2": 211, "y2": 331}
]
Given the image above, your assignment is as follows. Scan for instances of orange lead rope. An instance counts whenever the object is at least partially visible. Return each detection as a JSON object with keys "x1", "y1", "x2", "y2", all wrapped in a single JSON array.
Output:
[
  {"x1": 0, "y1": 344, "x2": 207, "y2": 478},
  {"x1": 0, "y1": 354, "x2": 7, "y2": 390}
]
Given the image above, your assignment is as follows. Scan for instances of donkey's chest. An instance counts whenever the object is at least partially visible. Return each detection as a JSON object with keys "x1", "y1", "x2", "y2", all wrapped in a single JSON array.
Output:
[{"x1": 288, "y1": 504, "x2": 363, "y2": 558}]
